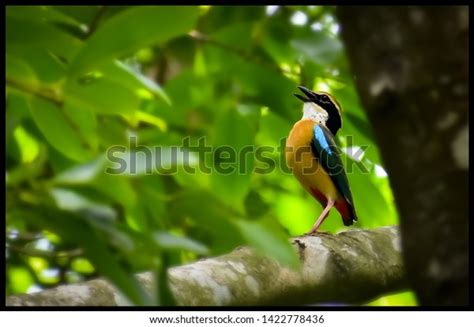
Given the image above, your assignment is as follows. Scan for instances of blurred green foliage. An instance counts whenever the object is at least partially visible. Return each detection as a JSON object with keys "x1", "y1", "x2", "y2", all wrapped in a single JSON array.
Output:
[{"x1": 6, "y1": 5, "x2": 415, "y2": 306}]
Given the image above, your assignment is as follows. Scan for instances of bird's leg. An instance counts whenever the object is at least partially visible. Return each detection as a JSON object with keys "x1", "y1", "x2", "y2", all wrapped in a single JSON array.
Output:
[{"x1": 308, "y1": 199, "x2": 335, "y2": 235}]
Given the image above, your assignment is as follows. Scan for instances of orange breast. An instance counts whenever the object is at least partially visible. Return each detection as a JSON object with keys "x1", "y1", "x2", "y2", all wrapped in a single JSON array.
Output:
[{"x1": 285, "y1": 119, "x2": 341, "y2": 202}]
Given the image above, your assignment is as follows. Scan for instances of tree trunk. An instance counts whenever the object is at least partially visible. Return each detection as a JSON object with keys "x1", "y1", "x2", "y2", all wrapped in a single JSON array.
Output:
[
  {"x1": 6, "y1": 227, "x2": 406, "y2": 306},
  {"x1": 336, "y1": 6, "x2": 469, "y2": 306}
]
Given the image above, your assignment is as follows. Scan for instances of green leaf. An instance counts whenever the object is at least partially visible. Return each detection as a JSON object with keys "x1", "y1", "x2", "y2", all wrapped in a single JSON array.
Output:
[
  {"x1": 54, "y1": 157, "x2": 105, "y2": 184},
  {"x1": 210, "y1": 22, "x2": 255, "y2": 51},
  {"x1": 13, "y1": 126, "x2": 40, "y2": 164},
  {"x1": 53, "y1": 158, "x2": 139, "y2": 211},
  {"x1": 6, "y1": 6, "x2": 82, "y2": 28},
  {"x1": 63, "y1": 101, "x2": 99, "y2": 151},
  {"x1": 235, "y1": 218, "x2": 299, "y2": 269},
  {"x1": 169, "y1": 190, "x2": 245, "y2": 254},
  {"x1": 7, "y1": 267, "x2": 35, "y2": 294},
  {"x1": 71, "y1": 258, "x2": 95, "y2": 274},
  {"x1": 64, "y1": 60, "x2": 167, "y2": 117},
  {"x1": 6, "y1": 6, "x2": 85, "y2": 40},
  {"x1": 244, "y1": 190, "x2": 271, "y2": 218},
  {"x1": 153, "y1": 232, "x2": 209, "y2": 255},
  {"x1": 136, "y1": 175, "x2": 167, "y2": 226},
  {"x1": 273, "y1": 192, "x2": 320, "y2": 236},
  {"x1": 70, "y1": 6, "x2": 200, "y2": 75},
  {"x1": 344, "y1": 156, "x2": 395, "y2": 228},
  {"x1": 152, "y1": 71, "x2": 212, "y2": 128},
  {"x1": 7, "y1": 49, "x2": 66, "y2": 84},
  {"x1": 256, "y1": 110, "x2": 293, "y2": 147},
  {"x1": 332, "y1": 85, "x2": 382, "y2": 165},
  {"x1": 99, "y1": 61, "x2": 171, "y2": 105},
  {"x1": 6, "y1": 144, "x2": 47, "y2": 187},
  {"x1": 198, "y1": 6, "x2": 265, "y2": 33},
  {"x1": 50, "y1": 187, "x2": 115, "y2": 221},
  {"x1": 261, "y1": 19, "x2": 297, "y2": 65},
  {"x1": 53, "y1": 5, "x2": 102, "y2": 25},
  {"x1": 6, "y1": 15, "x2": 82, "y2": 61},
  {"x1": 28, "y1": 97, "x2": 93, "y2": 162},
  {"x1": 155, "y1": 253, "x2": 176, "y2": 306},
  {"x1": 94, "y1": 174, "x2": 138, "y2": 209},
  {"x1": 124, "y1": 202, "x2": 149, "y2": 232},
  {"x1": 131, "y1": 111, "x2": 167, "y2": 132},
  {"x1": 64, "y1": 75, "x2": 141, "y2": 115},
  {"x1": 6, "y1": 54, "x2": 38, "y2": 90},
  {"x1": 368, "y1": 290, "x2": 418, "y2": 306},
  {"x1": 291, "y1": 32, "x2": 343, "y2": 66},
  {"x1": 15, "y1": 206, "x2": 152, "y2": 305},
  {"x1": 202, "y1": 43, "x2": 300, "y2": 121},
  {"x1": 210, "y1": 105, "x2": 259, "y2": 211},
  {"x1": 103, "y1": 146, "x2": 197, "y2": 176},
  {"x1": 96, "y1": 116, "x2": 128, "y2": 146}
]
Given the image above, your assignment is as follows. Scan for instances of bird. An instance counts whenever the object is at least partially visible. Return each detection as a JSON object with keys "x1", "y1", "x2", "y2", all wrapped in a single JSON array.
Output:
[{"x1": 285, "y1": 86, "x2": 358, "y2": 234}]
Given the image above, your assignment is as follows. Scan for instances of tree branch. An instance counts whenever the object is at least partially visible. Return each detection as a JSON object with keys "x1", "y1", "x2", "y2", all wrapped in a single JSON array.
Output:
[
  {"x1": 6, "y1": 244, "x2": 83, "y2": 259},
  {"x1": 6, "y1": 77, "x2": 63, "y2": 106},
  {"x1": 188, "y1": 31, "x2": 299, "y2": 78},
  {"x1": 6, "y1": 77, "x2": 94, "y2": 152},
  {"x1": 84, "y1": 6, "x2": 108, "y2": 38},
  {"x1": 6, "y1": 226, "x2": 406, "y2": 306}
]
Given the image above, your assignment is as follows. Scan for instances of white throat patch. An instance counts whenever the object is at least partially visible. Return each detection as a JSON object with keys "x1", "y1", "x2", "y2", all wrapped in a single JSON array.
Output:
[{"x1": 302, "y1": 102, "x2": 329, "y2": 124}]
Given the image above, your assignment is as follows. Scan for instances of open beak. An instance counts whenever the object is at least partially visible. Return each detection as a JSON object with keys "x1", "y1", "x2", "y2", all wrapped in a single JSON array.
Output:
[{"x1": 294, "y1": 85, "x2": 316, "y2": 102}]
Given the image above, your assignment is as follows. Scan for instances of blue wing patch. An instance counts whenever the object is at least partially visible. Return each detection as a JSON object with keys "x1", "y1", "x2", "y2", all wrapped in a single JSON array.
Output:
[
  {"x1": 314, "y1": 124, "x2": 332, "y2": 155},
  {"x1": 311, "y1": 124, "x2": 357, "y2": 221}
]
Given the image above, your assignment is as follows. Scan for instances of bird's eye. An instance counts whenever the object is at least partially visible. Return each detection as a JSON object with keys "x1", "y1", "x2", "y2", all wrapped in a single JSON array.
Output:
[{"x1": 321, "y1": 95, "x2": 329, "y2": 101}]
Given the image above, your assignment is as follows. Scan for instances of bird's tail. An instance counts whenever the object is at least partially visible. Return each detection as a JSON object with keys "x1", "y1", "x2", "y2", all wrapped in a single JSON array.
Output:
[{"x1": 335, "y1": 200, "x2": 358, "y2": 226}]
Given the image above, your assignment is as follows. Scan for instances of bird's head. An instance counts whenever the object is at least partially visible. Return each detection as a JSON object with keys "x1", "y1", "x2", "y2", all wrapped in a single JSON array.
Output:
[{"x1": 294, "y1": 86, "x2": 342, "y2": 136}]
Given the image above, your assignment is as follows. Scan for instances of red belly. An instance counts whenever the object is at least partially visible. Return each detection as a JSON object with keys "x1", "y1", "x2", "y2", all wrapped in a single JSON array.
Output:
[{"x1": 310, "y1": 187, "x2": 350, "y2": 223}]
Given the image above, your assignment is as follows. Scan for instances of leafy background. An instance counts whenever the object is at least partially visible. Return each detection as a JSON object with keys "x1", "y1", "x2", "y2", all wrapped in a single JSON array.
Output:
[{"x1": 6, "y1": 5, "x2": 416, "y2": 305}]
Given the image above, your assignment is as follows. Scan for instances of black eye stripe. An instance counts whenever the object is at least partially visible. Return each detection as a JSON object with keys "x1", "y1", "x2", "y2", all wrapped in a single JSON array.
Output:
[
  {"x1": 316, "y1": 99, "x2": 341, "y2": 135},
  {"x1": 301, "y1": 89, "x2": 341, "y2": 135}
]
